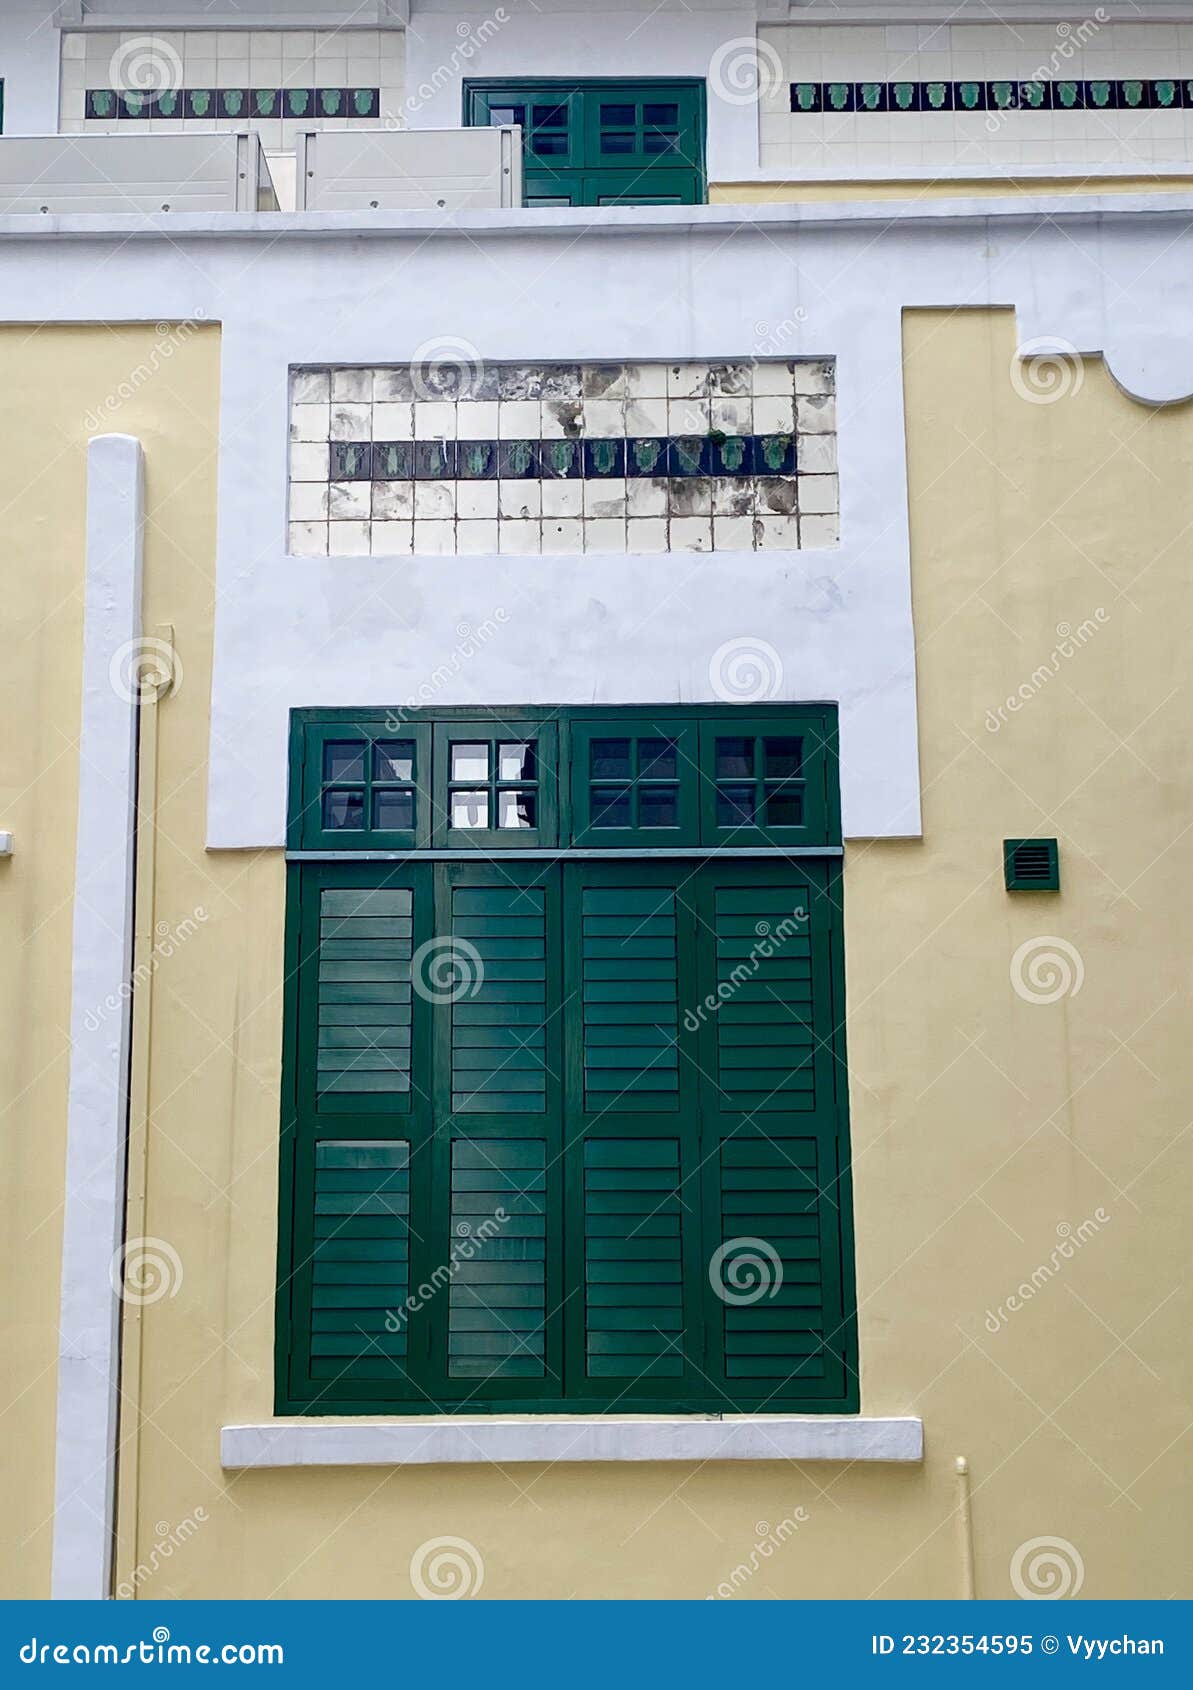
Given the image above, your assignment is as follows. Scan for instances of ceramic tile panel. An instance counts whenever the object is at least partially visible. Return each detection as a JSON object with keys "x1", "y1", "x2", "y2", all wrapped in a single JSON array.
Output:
[
  {"x1": 760, "y1": 21, "x2": 1193, "y2": 171},
  {"x1": 62, "y1": 28, "x2": 403, "y2": 148},
  {"x1": 288, "y1": 361, "x2": 839, "y2": 556}
]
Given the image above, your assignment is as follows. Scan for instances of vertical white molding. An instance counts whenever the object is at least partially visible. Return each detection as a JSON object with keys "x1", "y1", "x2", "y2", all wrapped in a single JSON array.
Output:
[{"x1": 52, "y1": 434, "x2": 144, "y2": 1602}]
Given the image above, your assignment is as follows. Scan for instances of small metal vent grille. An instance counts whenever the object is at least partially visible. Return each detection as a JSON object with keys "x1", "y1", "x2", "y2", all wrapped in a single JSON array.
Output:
[{"x1": 1004, "y1": 838, "x2": 1060, "y2": 891}]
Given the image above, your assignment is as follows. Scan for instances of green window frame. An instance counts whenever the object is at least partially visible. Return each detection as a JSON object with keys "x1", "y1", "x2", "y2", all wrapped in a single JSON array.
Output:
[
  {"x1": 277, "y1": 706, "x2": 856, "y2": 1417},
  {"x1": 463, "y1": 78, "x2": 707, "y2": 208}
]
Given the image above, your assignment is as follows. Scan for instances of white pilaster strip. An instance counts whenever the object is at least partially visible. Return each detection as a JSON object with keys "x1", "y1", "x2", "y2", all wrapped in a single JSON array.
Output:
[{"x1": 52, "y1": 434, "x2": 145, "y2": 1602}]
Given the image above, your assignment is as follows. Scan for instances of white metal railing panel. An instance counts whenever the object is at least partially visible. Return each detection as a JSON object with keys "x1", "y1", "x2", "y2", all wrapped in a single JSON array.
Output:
[
  {"x1": 295, "y1": 127, "x2": 521, "y2": 211},
  {"x1": 0, "y1": 133, "x2": 277, "y2": 215}
]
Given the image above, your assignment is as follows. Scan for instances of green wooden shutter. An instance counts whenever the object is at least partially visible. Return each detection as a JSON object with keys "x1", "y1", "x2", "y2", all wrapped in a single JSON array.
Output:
[
  {"x1": 448, "y1": 1139, "x2": 547, "y2": 1380},
  {"x1": 309, "y1": 1140, "x2": 411, "y2": 1378},
  {"x1": 582, "y1": 1139, "x2": 685, "y2": 1380},
  {"x1": 315, "y1": 886, "x2": 414, "y2": 1109},
  {"x1": 696, "y1": 863, "x2": 856, "y2": 1408}
]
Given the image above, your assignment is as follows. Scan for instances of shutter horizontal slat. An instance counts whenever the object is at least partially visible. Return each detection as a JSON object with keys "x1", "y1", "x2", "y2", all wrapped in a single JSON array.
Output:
[
  {"x1": 583, "y1": 1139, "x2": 685, "y2": 1379},
  {"x1": 448, "y1": 1139, "x2": 547, "y2": 1379},
  {"x1": 581, "y1": 884, "x2": 679, "y2": 1112},
  {"x1": 308, "y1": 1140, "x2": 410, "y2": 1370}
]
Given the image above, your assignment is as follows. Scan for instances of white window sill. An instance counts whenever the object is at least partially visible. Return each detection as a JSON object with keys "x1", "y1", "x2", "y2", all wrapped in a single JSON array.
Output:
[{"x1": 221, "y1": 1415, "x2": 923, "y2": 1469}]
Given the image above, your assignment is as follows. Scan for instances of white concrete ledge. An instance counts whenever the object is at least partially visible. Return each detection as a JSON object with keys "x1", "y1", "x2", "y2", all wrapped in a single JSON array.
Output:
[{"x1": 221, "y1": 1416, "x2": 923, "y2": 1469}]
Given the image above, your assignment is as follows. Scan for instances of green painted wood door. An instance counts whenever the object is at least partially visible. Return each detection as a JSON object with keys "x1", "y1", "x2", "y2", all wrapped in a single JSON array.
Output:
[{"x1": 464, "y1": 79, "x2": 706, "y2": 206}]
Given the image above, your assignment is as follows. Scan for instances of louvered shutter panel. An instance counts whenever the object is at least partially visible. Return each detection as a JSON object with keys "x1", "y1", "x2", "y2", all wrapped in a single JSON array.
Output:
[
  {"x1": 580, "y1": 883, "x2": 680, "y2": 1112},
  {"x1": 448, "y1": 1140, "x2": 547, "y2": 1379},
  {"x1": 315, "y1": 886, "x2": 414, "y2": 1108},
  {"x1": 309, "y1": 1141, "x2": 411, "y2": 1378},
  {"x1": 450, "y1": 879, "x2": 548, "y2": 1114},
  {"x1": 698, "y1": 865, "x2": 854, "y2": 1406},
  {"x1": 582, "y1": 1139, "x2": 685, "y2": 1379}
]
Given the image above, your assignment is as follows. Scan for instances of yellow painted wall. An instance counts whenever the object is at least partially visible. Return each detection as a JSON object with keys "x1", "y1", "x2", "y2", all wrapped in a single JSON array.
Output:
[
  {"x1": 0, "y1": 324, "x2": 221, "y2": 1599},
  {"x1": 5, "y1": 311, "x2": 1192, "y2": 1600},
  {"x1": 712, "y1": 176, "x2": 1193, "y2": 203}
]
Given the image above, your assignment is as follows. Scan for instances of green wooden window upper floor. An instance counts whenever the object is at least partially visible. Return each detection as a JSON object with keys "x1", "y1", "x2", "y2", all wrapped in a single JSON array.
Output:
[
  {"x1": 288, "y1": 705, "x2": 840, "y2": 851},
  {"x1": 464, "y1": 79, "x2": 706, "y2": 207}
]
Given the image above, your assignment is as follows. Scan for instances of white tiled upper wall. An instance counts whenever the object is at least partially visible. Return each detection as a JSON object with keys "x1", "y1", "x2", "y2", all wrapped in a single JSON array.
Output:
[
  {"x1": 59, "y1": 29, "x2": 405, "y2": 151},
  {"x1": 759, "y1": 22, "x2": 1193, "y2": 174}
]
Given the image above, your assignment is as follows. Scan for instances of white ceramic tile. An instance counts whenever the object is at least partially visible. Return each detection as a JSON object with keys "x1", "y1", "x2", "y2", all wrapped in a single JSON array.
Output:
[
  {"x1": 583, "y1": 400, "x2": 625, "y2": 439},
  {"x1": 712, "y1": 477, "x2": 755, "y2": 518},
  {"x1": 755, "y1": 515, "x2": 801, "y2": 551},
  {"x1": 668, "y1": 478, "x2": 712, "y2": 517},
  {"x1": 329, "y1": 520, "x2": 371, "y2": 556},
  {"x1": 371, "y1": 520, "x2": 414, "y2": 555},
  {"x1": 793, "y1": 361, "x2": 834, "y2": 396},
  {"x1": 414, "y1": 480, "x2": 455, "y2": 520},
  {"x1": 457, "y1": 400, "x2": 499, "y2": 438},
  {"x1": 292, "y1": 368, "x2": 329, "y2": 403},
  {"x1": 584, "y1": 519, "x2": 627, "y2": 554},
  {"x1": 584, "y1": 480, "x2": 626, "y2": 519},
  {"x1": 498, "y1": 400, "x2": 540, "y2": 440},
  {"x1": 627, "y1": 520, "x2": 669, "y2": 554},
  {"x1": 711, "y1": 397, "x2": 752, "y2": 434},
  {"x1": 797, "y1": 395, "x2": 837, "y2": 434},
  {"x1": 800, "y1": 513, "x2": 840, "y2": 548},
  {"x1": 540, "y1": 398, "x2": 584, "y2": 439},
  {"x1": 457, "y1": 521, "x2": 499, "y2": 556},
  {"x1": 798, "y1": 433, "x2": 838, "y2": 474},
  {"x1": 713, "y1": 517, "x2": 757, "y2": 552},
  {"x1": 624, "y1": 364, "x2": 669, "y2": 399},
  {"x1": 373, "y1": 482, "x2": 415, "y2": 520},
  {"x1": 289, "y1": 521, "x2": 327, "y2": 556},
  {"x1": 328, "y1": 481, "x2": 370, "y2": 520},
  {"x1": 499, "y1": 481, "x2": 541, "y2": 520},
  {"x1": 415, "y1": 400, "x2": 457, "y2": 440},
  {"x1": 669, "y1": 518, "x2": 712, "y2": 553},
  {"x1": 753, "y1": 361, "x2": 798, "y2": 398},
  {"x1": 289, "y1": 443, "x2": 330, "y2": 481},
  {"x1": 799, "y1": 474, "x2": 839, "y2": 515},
  {"x1": 541, "y1": 481, "x2": 583, "y2": 519},
  {"x1": 498, "y1": 520, "x2": 541, "y2": 555},
  {"x1": 290, "y1": 403, "x2": 330, "y2": 443},
  {"x1": 289, "y1": 482, "x2": 328, "y2": 522},
  {"x1": 627, "y1": 480, "x2": 668, "y2": 518},
  {"x1": 543, "y1": 519, "x2": 585, "y2": 555},
  {"x1": 412, "y1": 520, "x2": 455, "y2": 556},
  {"x1": 329, "y1": 403, "x2": 371, "y2": 441},
  {"x1": 666, "y1": 363, "x2": 709, "y2": 400},
  {"x1": 457, "y1": 482, "x2": 499, "y2": 520},
  {"x1": 373, "y1": 401, "x2": 413, "y2": 440}
]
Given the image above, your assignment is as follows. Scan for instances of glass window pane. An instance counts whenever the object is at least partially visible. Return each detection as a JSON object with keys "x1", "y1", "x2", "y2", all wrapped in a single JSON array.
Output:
[
  {"x1": 323, "y1": 788, "x2": 364, "y2": 830},
  {"x1": 600, "y1": 104, "x2": 636, "y2": 125},
  {"x1": 374, "y1": 739, "x2": 415, "y2": 781},
  {"x1": 531, "y1": 133, "x2": 568, "y2": 154},
  {"x1": 532, "y1": 104, "x2": 568, "y2": 126},
  {"x1": 498, "y1": 790, "x2": 537, "y2": 830},
  {"x1": 716, "y1": 783, "x2": 756, "y2": 828},
  {"x1": 765, "y1": 787, "x2": 803, "y2": 827},
  {"x1": 639, "y1": 786, "x2": 678, "y2": 828},
  {"x1": 638, "y1": 736, "x2": 677, "y2": 779},
  {"x1": 643, "y1": 132, "x2": 678, "y2": 153},
  {"x1": 600, "y1": 132, "x2": 635, "y2": 153},
  {"x1": 498, "y1": 741, "x2": 537, "y2": 781},
  {"x1": 591, "y1": 738, "x2": 632, "y2": 779},
  {"x1": 373, "y1": 788, "x2": 415, "y2": 830},
  {"x1": 323, "y1": 740, "x2": 364, "y2": 782},
  {"x1": 644, "y1": 103, "x2": 678, "y2": 124},
  {"x1": 451, "y1": 742, "x2": 489, "y2": 781},
  {"x1": 764, "y1": 736, "x2": 802, "y2": 779},
  {"x1": 591, "y1": 786, "x2": 632, "y2": 829},
  {"x1": 489, "y1": 105, "x2": 523, "y2": 126},
  {"x1": 450, "y1": 789, "x2": 490, "y2": 829},
  {"x1": 715, "y1": 736, "x2": 754, "y2": 778}
]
